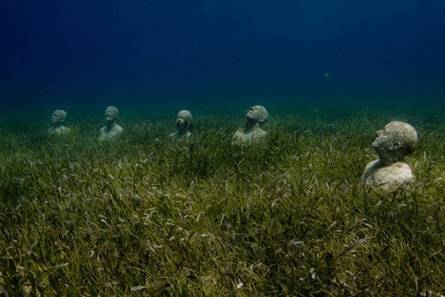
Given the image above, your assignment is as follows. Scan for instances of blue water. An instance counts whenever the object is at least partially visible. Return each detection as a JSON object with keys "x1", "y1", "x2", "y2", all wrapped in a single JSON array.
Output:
[{"x1": 1, "y1": 0, "x2": 445, "y2": 110}]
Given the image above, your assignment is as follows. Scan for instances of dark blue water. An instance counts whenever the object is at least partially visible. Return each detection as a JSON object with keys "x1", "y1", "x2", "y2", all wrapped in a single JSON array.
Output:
[{"x1": 1, "y1": 0, "x2": 445, "y2": 111}]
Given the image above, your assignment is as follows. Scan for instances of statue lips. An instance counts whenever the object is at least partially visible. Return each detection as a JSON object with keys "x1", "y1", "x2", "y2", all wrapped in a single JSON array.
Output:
[
  {"x1": 372, "y1": 136, "x2": 382, "y2": 148},
  {"x1": 372, "y1": 128, "x2": 390, "y2": 149},
  {"x1": 105, "y1": 112, "x2": 116, "y2": 121}
]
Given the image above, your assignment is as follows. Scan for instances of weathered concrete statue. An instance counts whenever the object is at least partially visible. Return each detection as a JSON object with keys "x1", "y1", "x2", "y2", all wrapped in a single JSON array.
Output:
[
  {"x1": 48, "y1": 109, "x2": 71, "y2": 136},
  {"x1": 233, "y1": 105, "x2": 269, "y2": 145},
  {"x1": 169, "y1": 109, "x2": 193, "y2": 142},
  {"x1": 98, "y1": 106, "x2": 123, "y2": 141},
  {"x1": 361, "y1": 121, "x2": 418, "y2": 193}
]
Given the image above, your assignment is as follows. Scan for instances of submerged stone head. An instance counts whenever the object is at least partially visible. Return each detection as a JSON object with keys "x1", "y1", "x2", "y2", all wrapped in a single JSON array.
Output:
[
  {"x1": 105, "y1": 106, "x2": 119, "y2": 122},
  {"x1": 232, "y1": 105, "x2": 269, "y2": 145},
  {"x1": 246, "y1": 105, "x2": 269, "y2": 125},
  {"x1": 176, "y1": 109, "x2": 193, "y2": 131},
  {"x1": 372, "y1": 121, "x2": 418, "y2": 163},
  {"x1": 51, "y1": 109, "x2": 67, "y2": 125},
  {"x1": 99, "y1": 106, "x2": 123, "y2": 141}
]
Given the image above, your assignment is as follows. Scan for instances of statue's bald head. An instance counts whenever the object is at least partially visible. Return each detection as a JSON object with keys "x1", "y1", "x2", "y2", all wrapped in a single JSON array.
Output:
[
  {"x1": 176, "y1": 109, "x2": 193, "y2": 131},
  {"x1": 246, "y1": 105, "x2": 269, "y2": 125},
  {"x1": 105, "y1": 106, "x2": 119, "y2": 121},
  {"x1": 51, "y1": 109, "x2": 67, "y2": 124},
  {"x1": 373, "y1": 121, "x2": 418, "y2": 161}
]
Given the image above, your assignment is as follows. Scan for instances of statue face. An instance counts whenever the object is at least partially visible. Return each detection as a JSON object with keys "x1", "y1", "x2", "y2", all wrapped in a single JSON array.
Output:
[
  {"x1": 51, "y1": 110, "x2": 67, "y2": 124},
  {"x1": 176, "y1": 110, "x2": 192, "y2": 130},
  {"x1": 372, "y1": 121, "x2": 418, "y2": 159},
  {"x1": 373, "y1": 126, "x2": 393, "y2": 150},
  {"x1": 105, "y1": 106, "x2": 119, "y2": 121},
  {"x1": 246, "y1": 105, "x2": 268, "y2": 124}
]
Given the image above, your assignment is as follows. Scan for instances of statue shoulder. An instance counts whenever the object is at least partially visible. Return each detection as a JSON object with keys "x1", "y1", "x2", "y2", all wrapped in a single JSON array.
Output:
[
  {"x1": 363, "y1": 160, "x2": 415, "y2": 192},
  {"x1": 389, "y1": 162, "x2": 414, "y2": 181},
  {"x1": 361, "y1": 159, "x2": 380, "y2": 181},
  {"x1": 115, "y1": 124, "x2": 124, "y2": 132},
  {"x1": 233, "y1": 129, "x2": 244, "y2": 138},
  {"x1": 60, "y1": 126, "x2": 71, "y2": 134},
  {"x1": 255, "y1": 128, "x2": 267, "y2": 137},
  {"x1": 365, "y1": 159, "x2": 380, "y2": 171}
]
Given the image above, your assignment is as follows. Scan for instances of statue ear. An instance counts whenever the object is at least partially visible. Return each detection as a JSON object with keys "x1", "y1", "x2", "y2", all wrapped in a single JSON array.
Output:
[{"x1": 390, "y1": 142, "x2": 401, "y2": 151}]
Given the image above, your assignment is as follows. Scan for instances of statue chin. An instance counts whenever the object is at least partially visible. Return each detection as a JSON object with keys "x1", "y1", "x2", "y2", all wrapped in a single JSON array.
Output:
[
  {"x1": 176, "y1": 123, "x2": 186, "y2": 131},
  {"x1": 246, "y1": 114, "x2": 256, "y2": 121}
]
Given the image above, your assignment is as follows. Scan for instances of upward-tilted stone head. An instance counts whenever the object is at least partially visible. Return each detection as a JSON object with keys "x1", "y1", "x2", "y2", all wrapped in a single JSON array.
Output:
[
  {"x1": 99, "y1": 106, "x2": 123, "y2": 141},
  {"x1": 245, "y1": 105, "x2": 269, "y2": 125},
  {"x1": 233, "y1": 105, "x2": 269, "y2": 145},
  {"x1": 170, "y1": 109, "x2": 193, "y2": 142},
  {"x1": 362, "y1": 121, "x2": 418, "y2": 193},
  {"x1": 48, "y1": 109, "x2": 70, "y2": 136},
  {"x1": 51, "y1": 109, "x2": 67, "y2": 124},
  {"x1": 105, "y1": 106, "x2": 119, "y2": 122},
  {"x1": 372, "y1": 121, "x2": 418, "y2": 163},
  {"x1": 176, "y1": 110, "x2": 193, "y2": 131}
]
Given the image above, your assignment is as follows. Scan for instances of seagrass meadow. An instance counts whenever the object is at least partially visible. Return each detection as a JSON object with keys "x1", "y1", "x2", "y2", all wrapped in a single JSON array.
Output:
[{"x1": 1, "y1": 106, "x2": 445, "y2": 296}]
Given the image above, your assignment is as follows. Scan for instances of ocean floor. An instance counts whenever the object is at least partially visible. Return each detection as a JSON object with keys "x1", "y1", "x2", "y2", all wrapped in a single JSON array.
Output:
[{"x1": 1, "y1": 107, "x2": 444, "y2": 296}]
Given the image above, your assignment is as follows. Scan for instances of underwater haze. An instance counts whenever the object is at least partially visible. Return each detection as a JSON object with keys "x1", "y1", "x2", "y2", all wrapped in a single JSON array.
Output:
[
  {"x1": 1, "y1": 0, "x2": 445, "y2": 111},
  {"x1": 3, "y1": 1, "x2": 445, "y2": 296}
]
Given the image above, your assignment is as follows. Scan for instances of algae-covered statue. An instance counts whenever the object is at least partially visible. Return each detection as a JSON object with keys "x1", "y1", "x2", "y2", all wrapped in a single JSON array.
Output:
[
  {"x1": 48, "y1": 109, "x2": 71, "y2": 136},
  {"x1": 169, "y1": 109, "x2": 193, "y2": 142},
  {"x1": 98, "y1": 106, "x2": 123, "y2": 141},
  {"x1": 233, "y1": 105, "x2": 269, "y2": 145},
  {"x1": 361, "y1": 121, "x2": 418, "y2": 193}
]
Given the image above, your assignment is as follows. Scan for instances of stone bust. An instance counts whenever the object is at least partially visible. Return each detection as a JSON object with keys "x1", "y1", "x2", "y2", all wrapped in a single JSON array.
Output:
[
  {"x1": 48, "y1": 109, "x2": 71, "y2": 136},
  {"x1": 233, "y1": 105, "x2": 269, "y2": 145},
  {"x1": 361, "y1": 121, "x2": 418, "y2": 193},
  {"x1": 169, "y1": 109, "x2": 193, "y2": 142},
  {"x1": 98, "y1": 106, "x2": 124, "y2": 141}
]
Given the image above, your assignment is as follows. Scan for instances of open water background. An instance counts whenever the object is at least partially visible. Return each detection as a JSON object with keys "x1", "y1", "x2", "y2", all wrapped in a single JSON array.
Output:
[{"x1": 1, "y1": 0, "x2": 445, "y2": 114}]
